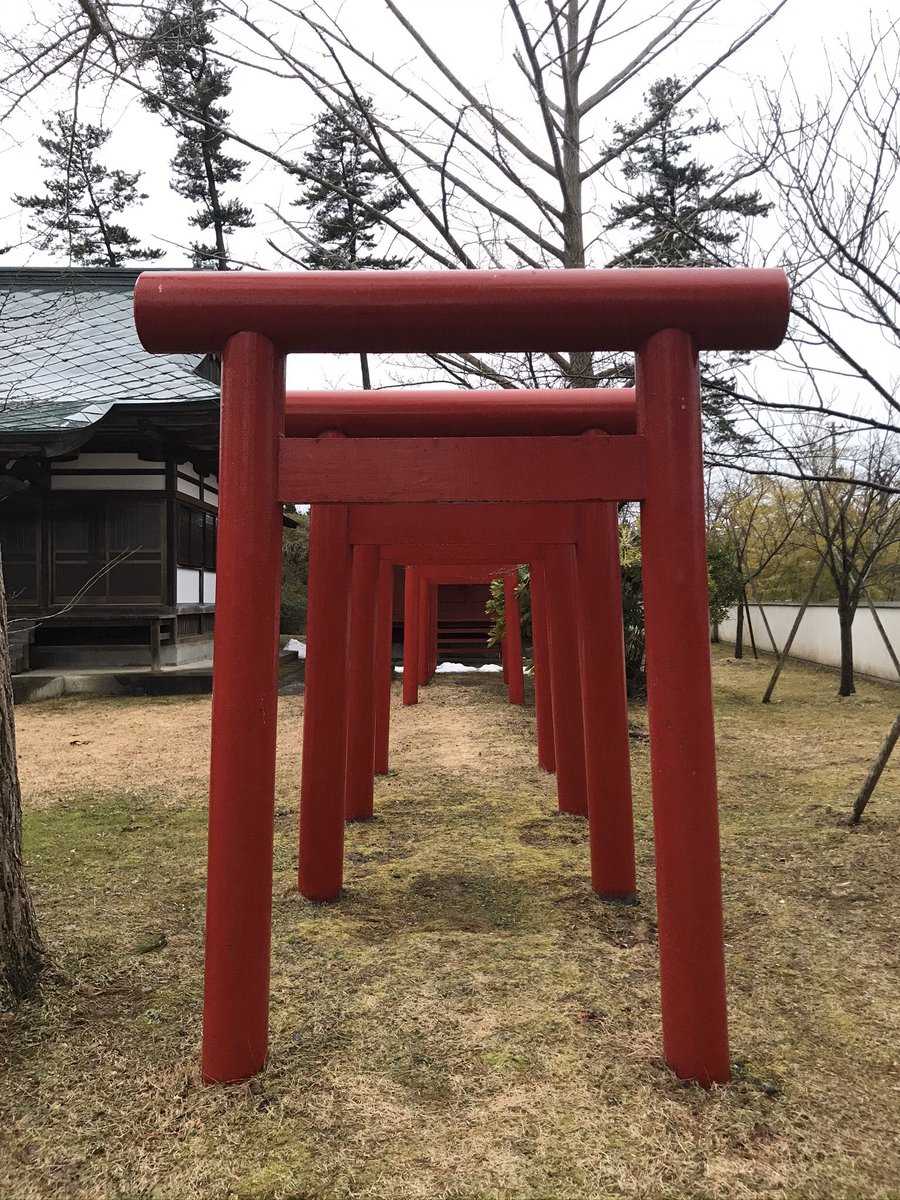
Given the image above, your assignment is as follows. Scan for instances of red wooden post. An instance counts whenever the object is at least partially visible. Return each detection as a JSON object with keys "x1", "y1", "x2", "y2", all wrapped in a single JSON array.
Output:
[
  {"x1": 530, "y1": 560, "x2": 555, "y2": 773},
  {"x1": 403, "y1": 566, "x2": 420, "y2": 705},
  {"x1": 298, "y1": 504, "x2": 352, "y2": 902},
  {"x1": 417, "y1": 573, "x2": 430, "y2": 686},
  {"x1": 345, "y1": 544, "x2": 380, "y2": 821},
  {"x1": 430, "y1": 584, "x2": 439, "y2": 677},
  {"x1": 637, "y1": 329, "x2": 730, "y2": 1086},
  {"x1": 504, "y1": 572, "x2": 525, "y2": 705},
  {"x1": 374, "y1": 558, "x2": 393, "y2": 775},
  {"x1": 434, "y1": 588, "x2": 441, "y2": 681},
  {"x1": 576, "y1": 502, "x2": 636, "y2": 901},
  {"x1": 501, "y1": 630, "x2": 509, "y2": 684},
  {"x1": 202, "y1": 332, "x2": 284, "y2": 1084},
  {"x1": 543, "y1": 544, "x2": 587, "y2": 815}
]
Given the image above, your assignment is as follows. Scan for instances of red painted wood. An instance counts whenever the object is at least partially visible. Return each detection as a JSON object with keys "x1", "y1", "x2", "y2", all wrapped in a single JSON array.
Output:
[
  {"x1": 402, "y1": 567, "x2": 420, "y2": 706},
  {"x1": 284, "y1": 388, "x2": 636, "y2": 437},
  {"x1": 135, "y1": 267, "x2": 790, "y2": 354},
  {"x1": 374, "y1": 558, "x2": 393, "y2": 776},
  {"x1": 428, "y1": 585, "x2": 439, "y2": 679},
  {"x1": 350, "y1": 503, "x2": 580, "y2": 546},
  {"x1": 298, "y1": 504, "x2": 352, "y2": 902},
  {"x1": 202, "y1": 332, "x2": 284, "y2": 1084},
  {"x1": 138, "y1": 263, "x2": 793, "y2": 1089},
  {"x1": 416, "y1": 566, "x2": 505, "y2": 584},
  {"x1": 379, "y1": 545, "x2": 531, "y2": 568},
  {"x1": 544, "y1": 544, "x2": 587, "y2": 815},
  {"x1": 530, "y1": 562, "x2": 555, "y2": 773},
  {"x1": 417, "y1": 575, "x2": 430, "y2": 686},
  {"x1": 637, "y1": 329, "x2": 730, "y2": 1086},
  {"x1": 364, "y1": 556, "x2": 538, "y2": 825},
  {"x1": 345, "y1": 544, "x2": 380, "y2": 822},
  {"x1": 576, "y1": 503, "x2": 636, "y2": 900},
  {"x1": 278, "y1": 434, "x2": 646, "y2": 504},
  {"x1": 504, "y1": 573, "x2": 525, "y2": 705}
]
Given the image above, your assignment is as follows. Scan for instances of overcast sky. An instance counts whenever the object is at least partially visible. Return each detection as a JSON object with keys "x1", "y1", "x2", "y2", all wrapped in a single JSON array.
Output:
[{"x1": 0, "y1": 0, "x2": 896, "y2": 398}]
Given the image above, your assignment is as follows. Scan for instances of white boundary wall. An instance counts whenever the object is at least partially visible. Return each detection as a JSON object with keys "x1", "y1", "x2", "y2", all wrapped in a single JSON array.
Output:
[{"x1": 716, "y1": 602, "x2": 900, "y2": 685}]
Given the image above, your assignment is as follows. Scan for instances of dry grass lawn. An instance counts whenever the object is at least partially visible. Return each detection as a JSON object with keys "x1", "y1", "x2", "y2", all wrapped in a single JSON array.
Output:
[{"x1": 1, "y1": 648, "x2": 898, "y2": 1199}]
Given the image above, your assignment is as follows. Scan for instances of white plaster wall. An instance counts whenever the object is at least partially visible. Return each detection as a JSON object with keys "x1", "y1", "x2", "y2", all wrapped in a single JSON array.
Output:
[
  {"x1": 717, "y1": 603, "x2": 900, "y2": 684},
  {"x1": 176, "y1": 567, "x2": 201, "y2": 604},
  {"x1": 203, "y1": 571, "x2": 216, "y2": 602},
  {"x1": 176, "y1": 478, "x2": 202, "y2": 500}
]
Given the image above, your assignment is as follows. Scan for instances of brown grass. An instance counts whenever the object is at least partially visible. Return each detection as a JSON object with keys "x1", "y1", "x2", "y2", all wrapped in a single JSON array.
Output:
[{"x1": 1, "y1": 648, "x2": 898, "y2": 1199}]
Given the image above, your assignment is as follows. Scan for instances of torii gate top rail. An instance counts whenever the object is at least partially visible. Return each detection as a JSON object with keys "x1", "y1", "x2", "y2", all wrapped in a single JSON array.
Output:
[{"x1": 134, "y1": 268, "x2": 789, "y2": 354}]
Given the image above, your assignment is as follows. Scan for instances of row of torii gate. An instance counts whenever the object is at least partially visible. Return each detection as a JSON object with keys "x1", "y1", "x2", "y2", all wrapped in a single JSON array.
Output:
[{"x1": 134, "y1": 267, "x2": 789, "y2": 1090}]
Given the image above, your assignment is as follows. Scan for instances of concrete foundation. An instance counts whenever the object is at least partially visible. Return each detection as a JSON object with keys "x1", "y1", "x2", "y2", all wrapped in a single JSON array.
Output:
[{"x1": 13, "y1": 649, "x2": 304, "y2": 704}]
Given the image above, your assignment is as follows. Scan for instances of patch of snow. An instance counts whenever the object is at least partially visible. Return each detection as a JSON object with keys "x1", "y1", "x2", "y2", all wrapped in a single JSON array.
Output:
[
  {"x1": 396, "y1": 661, "x2": 505, "y2": 674},
  {"x1": 285, "y1": 639, "x2": 306, "y2": 659},
  {"x1": 435, "y1": 662, "x2": 505, "y2": 673}
]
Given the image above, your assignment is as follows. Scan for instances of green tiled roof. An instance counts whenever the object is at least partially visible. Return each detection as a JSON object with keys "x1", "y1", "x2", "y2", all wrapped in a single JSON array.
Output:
[{"x1": 0, "y1": 267, "x2": 218, "y2": 434}]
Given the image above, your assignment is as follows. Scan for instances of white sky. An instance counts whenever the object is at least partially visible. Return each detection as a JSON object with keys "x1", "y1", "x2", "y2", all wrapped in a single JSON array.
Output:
[{"x1": 0, "y1": 0, "x2": 896, "y2": 401}]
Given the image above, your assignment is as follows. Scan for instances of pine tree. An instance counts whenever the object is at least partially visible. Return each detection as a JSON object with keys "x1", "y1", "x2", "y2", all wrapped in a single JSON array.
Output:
[
  {"x1": 14, "y1": 112, "x2": 162, "y2": 266},
  {"x1": 608, "y1": 77, "x2": 770, "y2": 267},
  {"x1": 142, "y1": 0, "x2": 252, "y2": 269},
  {"x1": 295, "y1": 98, "x2": 409, "y2": 273},
  {"x1": 294, "y1": 98, "x2": 409, "y2": 387},
  {"x1": 607, "y1": 77, "x2": 771, "y2": 445}
]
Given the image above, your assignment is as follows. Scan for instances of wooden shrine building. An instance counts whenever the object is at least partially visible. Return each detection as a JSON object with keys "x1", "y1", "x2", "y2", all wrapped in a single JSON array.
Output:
[{"x1": 0, "y1": 267, "x2": 220, "y2": 673}]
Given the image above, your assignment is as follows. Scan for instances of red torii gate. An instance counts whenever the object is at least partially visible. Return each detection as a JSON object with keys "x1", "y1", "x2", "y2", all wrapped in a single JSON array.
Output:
[
  {"x1": 134, "y1": 267, "x2": 789, "y2": 1090},
  {"x1": 291, "y1": 385, "x2": 637, "y2": 773},
  {"x1": 402, "y1": 563, "x2": 523, "y2": 701},
  {"x1": 343, "y1": 556, "x2": 528, "y2": 824},
  {"x1": 335, "y1": 502, "x2": 630, "y2": 831}
]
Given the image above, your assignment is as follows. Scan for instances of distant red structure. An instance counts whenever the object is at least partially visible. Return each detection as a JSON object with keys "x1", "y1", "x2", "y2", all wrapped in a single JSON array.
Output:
[
  {"x1": 135, "y1": 267, "x2": 790, "y2": 1091},
  {"x1": 398, "y1": 563, "x2": 523, "y2": 701}
]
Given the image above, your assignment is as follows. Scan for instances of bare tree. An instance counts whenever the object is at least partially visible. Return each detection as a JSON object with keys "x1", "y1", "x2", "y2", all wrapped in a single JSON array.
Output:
[
  {"x1": 1, "y1": 0, "x2": 789, "y2": 391},
  {"x1": 724, "y1": 19, "x2": 900, "y2": 445},
  {"x1": 709, "y1": 472, "x2": 803, "y2": 658},
  {"x1": 794, "y1": 422, "x2": 900, "y2": 696}
]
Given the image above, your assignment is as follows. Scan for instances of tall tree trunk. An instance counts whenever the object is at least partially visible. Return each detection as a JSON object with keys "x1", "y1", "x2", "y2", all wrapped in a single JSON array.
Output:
[
  {"x1": 742, "y1": 585, "x2": 759, "y2": 660},
  {"x1": 837, "y1": 596, "x2": 856, "y2": 697},
  {"x1": 0, "y1": 552, "x2": 45, "y2": 1008},
  {"x1": 733, "y1": 598, "x2": 744, "y2": 659},
  {"x1": 560, "y1": 6, "x2": 595, "y2": 390}
]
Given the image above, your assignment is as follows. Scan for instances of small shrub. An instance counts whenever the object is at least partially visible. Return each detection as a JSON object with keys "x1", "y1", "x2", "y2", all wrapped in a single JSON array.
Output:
[{"x1": 280, "y1": 586, "x2": 307, "y2": 635}]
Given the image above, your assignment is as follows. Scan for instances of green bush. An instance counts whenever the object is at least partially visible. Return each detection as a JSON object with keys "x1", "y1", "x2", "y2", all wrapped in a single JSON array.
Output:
[{"x1": 280, "y1": 586, "x2": 307, "y2": 635}]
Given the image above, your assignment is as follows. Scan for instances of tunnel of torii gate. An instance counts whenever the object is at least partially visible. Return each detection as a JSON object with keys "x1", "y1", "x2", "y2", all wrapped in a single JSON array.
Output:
[
  {"x1": 330, "y1": 503, "x2": 632, "y2": 843},
  {"x1": 133, "y1": 266, "x2": 790, "y2": 1091},
  {"x1": 401, "y1": 564, "x2": 526, "y2": 705}
]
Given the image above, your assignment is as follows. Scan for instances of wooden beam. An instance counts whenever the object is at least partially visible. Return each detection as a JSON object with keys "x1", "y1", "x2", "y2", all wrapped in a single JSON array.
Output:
[
  {"x1": 279, "y1": 435, "x2": 646, "y2": 505},
  {"x1": 349, "y1": 502, "x2": 580, "y2": 546},
  {"x1": 379, "y1": 544, "x2": 540, "y2": 567},
  {"x1": 135, "y1": 268, "x2": 790, "y2": 355}
]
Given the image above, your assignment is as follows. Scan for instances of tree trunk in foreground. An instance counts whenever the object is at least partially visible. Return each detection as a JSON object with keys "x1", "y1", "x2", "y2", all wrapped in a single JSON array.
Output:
[
  {"x1": 837, "y1": 600, "x2": 856, "y2": 697},
  {"x1": 0, "y1": 552, "x2": 45, "y2": 1008}
]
